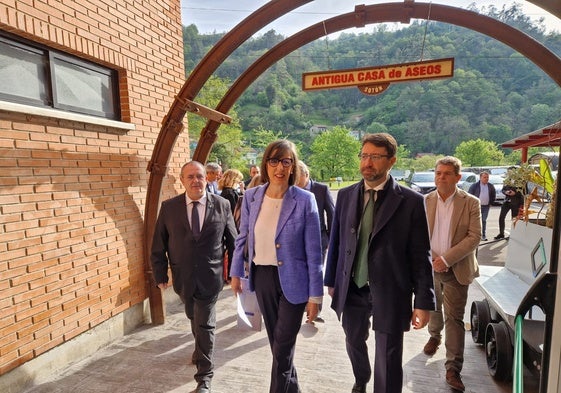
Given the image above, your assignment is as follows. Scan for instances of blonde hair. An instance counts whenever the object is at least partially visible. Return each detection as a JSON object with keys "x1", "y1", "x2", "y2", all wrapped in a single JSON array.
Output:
[{"x1": 218, "y1": 169, "x2": 243, "y2": 189}]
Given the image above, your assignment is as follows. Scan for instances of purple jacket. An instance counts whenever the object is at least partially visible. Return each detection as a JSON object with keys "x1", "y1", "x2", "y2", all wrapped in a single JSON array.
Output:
[{"x1": 230, "y1": 184, "x2": 324, "y2": 304}]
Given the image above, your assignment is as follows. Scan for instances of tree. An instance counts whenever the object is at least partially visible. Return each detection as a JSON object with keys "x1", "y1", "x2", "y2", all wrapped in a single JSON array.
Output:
[
  {"x1": 186, "y1": 75, "x2": 244, "y2": 169},
  {"x1": 309, "y1": 126, "x2": 361, "y2": 181},
  {"x1": 454, "y1": 139, "x2": 505, "y2": 167}
]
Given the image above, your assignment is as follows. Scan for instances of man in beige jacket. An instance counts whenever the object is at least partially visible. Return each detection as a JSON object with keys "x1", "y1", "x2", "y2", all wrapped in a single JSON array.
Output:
[{"x1": 423, "y1": 156, "x2": 481, "y2": 392}]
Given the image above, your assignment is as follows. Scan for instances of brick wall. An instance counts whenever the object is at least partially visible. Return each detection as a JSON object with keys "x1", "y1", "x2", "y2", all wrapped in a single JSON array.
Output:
[{"x1": 0, "y1": 0, "x2": 188, "y2": 375}]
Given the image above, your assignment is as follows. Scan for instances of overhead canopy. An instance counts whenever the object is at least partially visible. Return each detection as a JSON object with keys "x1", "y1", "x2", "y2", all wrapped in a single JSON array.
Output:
[
  {"x1": 502, "y1": 120, "x2": 561, "y2": 150},
  {"x1": 501, "y1": 119, "x2": 561, "y2": 162}
]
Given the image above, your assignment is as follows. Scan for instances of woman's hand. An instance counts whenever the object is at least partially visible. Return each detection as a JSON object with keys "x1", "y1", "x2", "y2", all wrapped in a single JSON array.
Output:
[
  {"x1": 305, "y1": 302, "x2": 319, "y2": 324},
  {"x1": 230, "y1": 277, "x2": 242, "y2": 296}
]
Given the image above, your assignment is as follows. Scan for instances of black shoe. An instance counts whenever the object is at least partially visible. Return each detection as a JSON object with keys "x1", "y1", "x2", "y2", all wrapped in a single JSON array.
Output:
[
  {"x1": 196, "y1": 381, "x2": 211, "y2": 393},
  {"x1": 351, "y1": 383, "x2": 366, "y2": 393},
  {"x1": 494, "y1": 234, "x2": 505, "y2": 240}
]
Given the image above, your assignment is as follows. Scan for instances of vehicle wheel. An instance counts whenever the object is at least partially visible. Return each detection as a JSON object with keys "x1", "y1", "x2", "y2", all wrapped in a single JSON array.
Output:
[
  {"x1": 471, "y1": 300, "x2": 491, "y2": 344},
  {"x1": 485, "y1": 321, "x2": 513, "y2": 381}
]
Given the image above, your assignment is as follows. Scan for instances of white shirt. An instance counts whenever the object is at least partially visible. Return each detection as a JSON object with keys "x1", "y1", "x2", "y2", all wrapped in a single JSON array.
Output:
[
  {"x1": 431, "y1": 191, "x2": 456, "y2": 263},
  {"x1": 253, "y1": 195, "x2": 282, "y2": 266},
  {"x1": 479, "y1": 183, "x2": 490, "y2": 206},
  {"x1": 186, "y1": 194, "x2": 207, "y2": 233}
]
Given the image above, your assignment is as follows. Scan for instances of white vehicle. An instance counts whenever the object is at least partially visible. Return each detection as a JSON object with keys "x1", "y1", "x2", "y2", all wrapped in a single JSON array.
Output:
[{"x1": 488, "y1": 174, "x2": 506, "y2": 204}]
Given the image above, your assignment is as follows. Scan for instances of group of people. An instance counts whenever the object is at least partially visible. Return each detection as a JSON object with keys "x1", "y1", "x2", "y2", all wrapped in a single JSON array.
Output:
[{"x1": 149, "y1": 132, "x2": 511, "y2": 393}]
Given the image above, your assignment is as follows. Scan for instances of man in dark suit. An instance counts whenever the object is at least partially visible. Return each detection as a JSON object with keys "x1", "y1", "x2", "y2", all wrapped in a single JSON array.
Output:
[
  {"x1": 297, "y1": 161, "x2": 334, "y2": 322},
  {"x1": 467, "y1": 171, "x2": 496, "y2": 241},
  {"x1": 205, "y1": 162, "x2": 222, "y2": 194},
  {"x1": 324, "y1": 133, "x2": 435, "y2": 393},
  {"x1": 243, "y1": 164, "x2": 260, "y2": 187},
  {"x1": 151, "y1": 160, "x2": 237, "y2": 393}
]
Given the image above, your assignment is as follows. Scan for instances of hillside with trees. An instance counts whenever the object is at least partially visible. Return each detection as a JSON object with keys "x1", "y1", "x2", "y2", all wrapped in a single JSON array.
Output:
[{"x1": 182, "y1": 4, "x2": 561, "y2": 179}]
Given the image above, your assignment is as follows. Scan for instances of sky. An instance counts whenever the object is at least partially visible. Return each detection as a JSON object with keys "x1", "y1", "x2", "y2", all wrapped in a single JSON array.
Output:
[{"x1": 180, "y1": 1, "x2": 560, "y2": 37}]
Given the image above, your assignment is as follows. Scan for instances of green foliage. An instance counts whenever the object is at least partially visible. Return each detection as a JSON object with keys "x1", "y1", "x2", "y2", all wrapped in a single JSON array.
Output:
[
  {"x1": 183, "y1": 4, "x2": 561, "y2": 169},
  {"x1": 309, "y1": 126, "x2": 361, "y2": 181},
  {"x1": 186, "y1": 75, "x2": 245, "y2": 169},
  {"x1": 454, "y1": 139, "x2": 505, "y2": 167}
]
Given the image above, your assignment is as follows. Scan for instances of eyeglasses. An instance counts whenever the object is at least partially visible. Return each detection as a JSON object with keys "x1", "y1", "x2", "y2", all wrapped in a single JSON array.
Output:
[
  {"x1": 358, "y1": 153, "x2": 390, "y2": 161},
  {"x1": 267, "y1": 158, "x2": 293, "y2": 168}
]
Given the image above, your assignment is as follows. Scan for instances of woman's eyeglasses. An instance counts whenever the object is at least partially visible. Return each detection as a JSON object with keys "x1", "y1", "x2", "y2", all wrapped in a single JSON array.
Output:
[{"x1": 267, "y1": 158, "x2": 293, "y2": 168}]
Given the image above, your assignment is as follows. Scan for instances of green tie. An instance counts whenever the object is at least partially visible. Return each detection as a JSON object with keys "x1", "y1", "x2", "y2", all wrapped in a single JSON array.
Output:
[{"x1": 353, "y1": 189, "x2": 375, "y2": 288}]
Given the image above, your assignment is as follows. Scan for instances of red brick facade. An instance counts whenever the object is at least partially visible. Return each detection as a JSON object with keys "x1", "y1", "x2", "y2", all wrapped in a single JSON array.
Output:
[{"x1": 0, "y1": 0, "x2": 187, "y2": 375}]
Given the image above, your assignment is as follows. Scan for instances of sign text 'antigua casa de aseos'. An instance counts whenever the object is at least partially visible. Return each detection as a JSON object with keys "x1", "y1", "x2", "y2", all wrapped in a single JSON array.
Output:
[{"x1": 302, "y1": 58, "x2": 454, "y2": 95}]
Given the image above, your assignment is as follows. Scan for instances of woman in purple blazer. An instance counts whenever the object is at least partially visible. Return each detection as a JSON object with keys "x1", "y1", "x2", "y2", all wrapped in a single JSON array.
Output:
[{"x1": 230, "y1": 140, "x2": 323, "y2": 393}]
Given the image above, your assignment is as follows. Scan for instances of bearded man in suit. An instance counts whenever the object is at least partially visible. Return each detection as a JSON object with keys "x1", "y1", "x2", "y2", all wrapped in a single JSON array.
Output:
[
  {"x1": 151, "y1": 160, "x2": 237, "y2": 393},
  {"x1": 422, "y1": 156, "x2": 481, "y2": 392},
  {"x1": 324, "y1": 133, "x2": 435, "y2": 393}
]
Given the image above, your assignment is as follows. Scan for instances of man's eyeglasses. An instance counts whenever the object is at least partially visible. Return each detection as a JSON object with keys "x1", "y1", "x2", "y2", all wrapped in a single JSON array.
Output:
[
  {"x1": 267, "y1": 158, "x2": 294, "y2": 168},
  {"x1": 358, "y1": 153, "x2": 390, "y2": 161}
]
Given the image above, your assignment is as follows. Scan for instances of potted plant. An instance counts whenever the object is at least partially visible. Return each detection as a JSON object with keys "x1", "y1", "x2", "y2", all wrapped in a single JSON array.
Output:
[{"x1": 502, "y1": 161, "x2": 555, "y2": 228}]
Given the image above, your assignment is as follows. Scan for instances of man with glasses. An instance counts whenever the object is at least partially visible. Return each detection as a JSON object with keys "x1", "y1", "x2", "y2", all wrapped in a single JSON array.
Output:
[{"x1": 324, "y1": 133, "x2": 435, "y2": 393}]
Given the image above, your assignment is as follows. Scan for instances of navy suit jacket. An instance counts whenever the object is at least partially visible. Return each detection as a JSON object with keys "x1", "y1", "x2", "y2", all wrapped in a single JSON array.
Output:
[
  {"x1": 151, "y1": 192, "x2": 237, "y2": 301},
  {"x1": 230, "y1": 184, "x2": 324, "y2": 305},
  {"x1": 324, "y1": 176, "x2": 436, "y2": 333},
  {"x1": 309, "y1": 180, "x2": 335, "y2": 252}
]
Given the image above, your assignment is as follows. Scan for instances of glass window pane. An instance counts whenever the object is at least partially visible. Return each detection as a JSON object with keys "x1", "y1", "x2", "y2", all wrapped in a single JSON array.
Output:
[
  {"x1": 52, "y1": 56, "x2": 117, "y2": 118},
  {"x1": 0, "y1": 40, "x2": 47, "y2": 103}
]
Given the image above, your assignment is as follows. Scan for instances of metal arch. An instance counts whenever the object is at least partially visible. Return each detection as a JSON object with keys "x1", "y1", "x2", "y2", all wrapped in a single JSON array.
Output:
[
  {"x1": 201, "y1": 2, "x2": 561, "y2": 144},
  {"x1": 144, "y1": 1, "x2": 561, "y2": 323},
  {"x1": 143, "y1": 0, "x2": 312, "y2": 324}
]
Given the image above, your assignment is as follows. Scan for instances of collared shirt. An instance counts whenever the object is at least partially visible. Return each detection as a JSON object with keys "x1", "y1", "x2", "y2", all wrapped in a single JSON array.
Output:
[
  {"x1": 363, "y1": 176, "x2": 389, "y2": 206},
  {"x1": 431, "y1": 190, "x2": 456, "y2": 264},
  {"x1": 479, "y1": 183, "x2": 490, "y2": 205},
  {"x1": 186, "y1": 194, "x2": 207, "y2": 233}
]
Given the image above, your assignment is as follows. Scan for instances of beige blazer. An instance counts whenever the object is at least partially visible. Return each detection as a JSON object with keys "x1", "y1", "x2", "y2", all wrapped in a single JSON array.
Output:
[{"x1": 425, "y1": 188, "x2": 481, "y2": 285}]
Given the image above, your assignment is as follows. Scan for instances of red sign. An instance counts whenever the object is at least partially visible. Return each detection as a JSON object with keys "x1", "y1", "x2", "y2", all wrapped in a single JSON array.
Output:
[{"x1": 302, "y1": 58, "x2": 454, "y2": 92}]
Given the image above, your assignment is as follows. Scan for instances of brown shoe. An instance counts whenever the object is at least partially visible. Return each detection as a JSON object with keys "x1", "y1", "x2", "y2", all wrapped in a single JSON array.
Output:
[
  {"x1": 446, "y1": 370, "x2": 465, "y2": 391},
  {"x1": 423, "y1": 337, "x2": 441, "y2": 355}
]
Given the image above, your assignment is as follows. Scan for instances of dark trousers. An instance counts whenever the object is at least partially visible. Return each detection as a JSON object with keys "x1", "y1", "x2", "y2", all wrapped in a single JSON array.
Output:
[
  {"x1": 498, "y1": 201, "x2": 520, "y2": 235},
  {"x1": 254, "y1": 265, "x2": 306, "y2": 393},
  {"x1": 481, "y1": 204, "x2": 490, "y2": 237},
  {"x1": 184, "y1": 293, "x2": 218, "y2": 383},
  {"x1": 342, "y1": 281, "x2": 404, "y2": 393}
]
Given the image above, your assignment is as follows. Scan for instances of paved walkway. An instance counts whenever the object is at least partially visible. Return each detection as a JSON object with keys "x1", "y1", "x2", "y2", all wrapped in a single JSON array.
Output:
[{"x1": 22, "y1": 206, "x2": 541, "y2": 393}]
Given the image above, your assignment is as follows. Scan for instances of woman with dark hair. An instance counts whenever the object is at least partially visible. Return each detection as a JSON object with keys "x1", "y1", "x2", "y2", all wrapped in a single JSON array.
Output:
[{"x1": 230, "y1": 140, "x2": 323, "y2": 393}]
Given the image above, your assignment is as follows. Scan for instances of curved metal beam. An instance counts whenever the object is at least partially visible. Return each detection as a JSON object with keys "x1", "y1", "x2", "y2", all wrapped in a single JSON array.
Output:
[
  {"x1": 143, "y1": 0, "x2": 312, "y2": 324},
  {"x1": 201, "y1": 2, "x2": 561, "y2": 143},
  {"x1": 144, "y1": 1, "x2": 561, "y2": 324}
]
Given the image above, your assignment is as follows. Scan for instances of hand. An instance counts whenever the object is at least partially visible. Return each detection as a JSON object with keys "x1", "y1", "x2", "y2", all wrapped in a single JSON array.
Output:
[
  {"x1": 305, "y1": 302, "x2": 319, "y2": 324},
  {"x1": 328, "y1": 287, "x2": 334, "y2": 297},
  {"x1": 230, "y1": 277, "x2": 242, "y2": 296},
  {"x1": 411, "y1": 309, "x2": 430, "y2": 329},
  {"x1": 157, "y1": 282, "x2": 170, "y2": 290},
  {"x1": 432, "y1": 256, "x2": 449, "y2": 273}
]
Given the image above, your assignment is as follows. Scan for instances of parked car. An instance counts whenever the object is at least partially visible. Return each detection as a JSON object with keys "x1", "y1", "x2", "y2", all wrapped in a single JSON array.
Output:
[
  {"x1": 459, "y1": 172, "x2": 477, "y2": 192},
  {"x1": 488, "y1": 174, "x2": 506, "y2": 204},
  {"x1": 406, "y1": 171, "x2": 436, "y2": 194}
]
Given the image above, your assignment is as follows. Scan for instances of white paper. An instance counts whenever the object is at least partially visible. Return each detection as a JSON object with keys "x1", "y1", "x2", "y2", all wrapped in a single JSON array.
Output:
[{"x1": 236, "y1": 296, "x2": 252, "y2": 327}]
